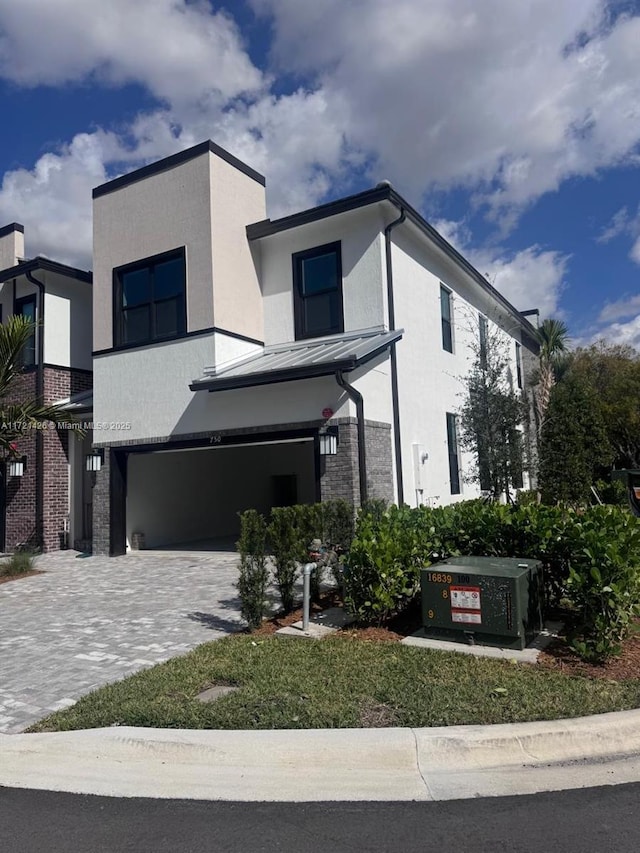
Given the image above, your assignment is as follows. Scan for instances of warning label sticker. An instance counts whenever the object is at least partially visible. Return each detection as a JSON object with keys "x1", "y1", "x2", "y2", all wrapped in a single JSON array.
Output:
[
  {"x1": 450, "y1": 586, "x2": 481, "y2": 610},
  {"x1": 451, "y1": 611, "x2": 482, "y2": 624}
]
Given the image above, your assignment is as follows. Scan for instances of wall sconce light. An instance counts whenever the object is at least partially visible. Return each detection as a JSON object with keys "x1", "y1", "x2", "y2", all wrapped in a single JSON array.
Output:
[
  {"x1": 86, "y1": 448, "x2": 105, "y2": 472},
  {"x1": 319, "y1": 425, "x2": 339, "y2": 456},
  {"x1": 7, "y1": 456, "x2": 27, "y2": 477}
]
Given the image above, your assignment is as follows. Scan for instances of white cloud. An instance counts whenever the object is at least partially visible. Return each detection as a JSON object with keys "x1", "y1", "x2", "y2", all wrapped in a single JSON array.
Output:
[
  {"x1": 598, "y1": 293, "x2": 640, "y2": 323},
  {"x1": 0, "y1": 0, "x2": 637, "y2": 278},
  {"x1": 597, "y1": 205, "x2": 640, "y2": 265},
  {"x1": 0, "y1": 1, "x2": 263, "y2": 104},
  {"x1": 586, "y1": 314, "x2": 640, "y2": 350},
  {"x1": 432, "y1": 218, "x2": 568, "y2": 318},
  {"x1": 252, "y1": 0, "x2": 640, "y2": 221}
]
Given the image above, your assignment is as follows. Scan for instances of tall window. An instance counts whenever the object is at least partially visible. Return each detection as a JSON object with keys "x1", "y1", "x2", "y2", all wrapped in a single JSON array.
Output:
[
  {"x1": 293, "y1": 242, "x2": 343, "y2": 340},
  {"x1": 15, "y1": 294, "x2": 36, "y2": 366},
  {"x1": 114, "y1": 248, "x2": 186, "y2": 347},
  {"x1": 479, "y1": 315, "x2": 488, "y2": 369},
  {"x1": 515, "y1": 342, "x2": 523, "y2": 389},
  {"x1": 440, "y1": 285, "x2": 453, "y2": 352},
  {"x1": 446, "y1": 412, "x2": 461, "y2": 494}
]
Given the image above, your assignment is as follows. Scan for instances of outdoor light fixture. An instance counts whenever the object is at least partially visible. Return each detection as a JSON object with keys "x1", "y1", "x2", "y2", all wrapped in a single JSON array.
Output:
[
  {"x1": 319, "y1": 425, "x2": 339, "y2": 456},
  {"x1": 86, "y1": 448, "x2": 104, "y2": 472},
  {"x1": 7, "y1": 456, "x2": 27, "y2": 477}
]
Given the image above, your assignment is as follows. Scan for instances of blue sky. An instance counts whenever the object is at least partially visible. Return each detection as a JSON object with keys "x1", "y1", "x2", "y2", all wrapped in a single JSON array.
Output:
[{"x1": 0, "y1": 0, "x2": 638, "y2": 345}]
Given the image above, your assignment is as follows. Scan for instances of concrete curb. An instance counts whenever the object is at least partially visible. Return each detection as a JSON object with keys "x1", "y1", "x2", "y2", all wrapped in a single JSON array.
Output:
[{"x1": 2, "y1": 709, "x2": 640, "y2": 801}]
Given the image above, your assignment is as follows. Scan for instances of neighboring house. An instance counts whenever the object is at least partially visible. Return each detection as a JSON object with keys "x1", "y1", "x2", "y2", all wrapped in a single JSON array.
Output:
[
  {"x1": 0, "y1": 223, "x2": 93, "y2": 552},
  {"x1": 90, "y1": 140, "x2": 539, "y2": 555}
]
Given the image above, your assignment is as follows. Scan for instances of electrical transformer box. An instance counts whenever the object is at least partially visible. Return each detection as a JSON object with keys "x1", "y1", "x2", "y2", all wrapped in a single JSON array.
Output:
[{"x1": 420, "y1": 556, "x2": 544, "y2": 650}]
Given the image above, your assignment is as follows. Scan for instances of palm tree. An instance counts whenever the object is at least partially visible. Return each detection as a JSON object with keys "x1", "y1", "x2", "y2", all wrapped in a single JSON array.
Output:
[
  {"x1": 0, "y1": 315, "x2": 80, "y2": 458},
  {"x1": 534, "y1": 318, "x2": 570, "y2": 436}
]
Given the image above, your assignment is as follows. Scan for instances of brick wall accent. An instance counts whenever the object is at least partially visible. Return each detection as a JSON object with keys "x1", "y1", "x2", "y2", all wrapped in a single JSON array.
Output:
[
  {"x1": 91, "y1": 451, "x2": 111, "y2": 556},
  {"x1": 320, "y1": 421, "x2": 360, "y2": 506},
  {"x1": 3, "y1": 365, "x2": 92, "y2": 552},
  {"x1": 364, "y1": 421, "x2": 394, "y2": 503},
  {"x1": 320, "y1": 419, "x2": 394, "y2": 507},
  {"x1": 5, "y1": 371, "x2": 38, "y2": 550}
]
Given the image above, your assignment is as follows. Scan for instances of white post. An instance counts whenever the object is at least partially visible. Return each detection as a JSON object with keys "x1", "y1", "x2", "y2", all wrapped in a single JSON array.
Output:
[{"x1": 302, "y1": 563, "x2": 315, "y2": 632}]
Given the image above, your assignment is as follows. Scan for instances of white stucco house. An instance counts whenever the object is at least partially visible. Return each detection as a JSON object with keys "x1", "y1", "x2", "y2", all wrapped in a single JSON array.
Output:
[{"x1": 90, "y1": 140, "x2": 538, "y2": 555}]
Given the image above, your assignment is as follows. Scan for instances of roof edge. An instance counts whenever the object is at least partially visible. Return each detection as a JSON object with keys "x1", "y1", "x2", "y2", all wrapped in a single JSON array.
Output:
[
  {"x1": 247, "y1": 183, "x2": 538, "y2": 341},
  {"x1": 93, "y1": 140, "x2": 266, "y2": 199},
  {"x1": 0, "y1": 256, "x2": 92, "y2": 285},
  {"x1": 0, "y1": 222, "x2": 24, "y2": 238}
]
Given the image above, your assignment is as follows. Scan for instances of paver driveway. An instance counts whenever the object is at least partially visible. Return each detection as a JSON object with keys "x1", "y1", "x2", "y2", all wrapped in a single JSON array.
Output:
[{"x1": 0, "y1": 549, "x2": 242, "y2": 733}]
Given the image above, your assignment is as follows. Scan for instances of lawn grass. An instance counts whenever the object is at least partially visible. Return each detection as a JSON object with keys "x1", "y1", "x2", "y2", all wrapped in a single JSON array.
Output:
[{"x1": 28, "y1": 634, "x2": 640, "y2": 732}]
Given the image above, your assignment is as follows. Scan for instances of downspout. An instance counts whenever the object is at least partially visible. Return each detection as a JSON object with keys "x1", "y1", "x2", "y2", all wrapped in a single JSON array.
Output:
[
  {"x1": 384, "y1": 206, "x2": 406, "y2": 505},
  {"x1": 335, "y1": 370, "x2": 368, "y2": 505},
  {"x1": 25, "y1": 270, "x2": 45, "y2": 549}
]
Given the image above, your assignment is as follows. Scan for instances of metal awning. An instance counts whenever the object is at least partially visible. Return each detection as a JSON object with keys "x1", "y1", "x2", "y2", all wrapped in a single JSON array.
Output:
[
  {"x1": 55, "y1": 389, "x2": 93, "y2": 415},
  {"x1": 190, "y1": 327, "x2": 403, "y2": 393}
]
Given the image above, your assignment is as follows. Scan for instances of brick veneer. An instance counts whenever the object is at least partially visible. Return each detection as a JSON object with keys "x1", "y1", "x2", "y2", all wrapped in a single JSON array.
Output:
[
  {"x1": 4, "y1": 365, "x2": 92, "y2": 552},
  {"x1": 320, "y1": 419, "x2": 394, "y2": 507}
]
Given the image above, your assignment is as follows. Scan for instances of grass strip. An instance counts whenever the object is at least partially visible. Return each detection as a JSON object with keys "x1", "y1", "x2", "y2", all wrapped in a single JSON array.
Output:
[{"x1": 28, "y1": 634, "x2": 640, "y2": 732}]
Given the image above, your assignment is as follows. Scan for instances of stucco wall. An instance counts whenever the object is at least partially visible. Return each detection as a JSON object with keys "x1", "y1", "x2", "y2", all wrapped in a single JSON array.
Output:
[
  {"x1": 93, "y1": 330, "x2": 355, "y2": 444},
  {"x1": 391, "y1": 225, "x2": 527, "y2": 507},
  {"x1": 93, "y1": 152, "x2": 215, "y2": 350},
  {"x1": 258, "y1": 206, "x2": 387, "y2": 345}
]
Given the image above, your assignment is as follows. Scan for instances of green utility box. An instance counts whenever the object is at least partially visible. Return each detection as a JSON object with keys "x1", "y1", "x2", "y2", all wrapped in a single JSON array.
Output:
[{"x1": 420, "y1": 556, "x2": 544, "y2": 650}]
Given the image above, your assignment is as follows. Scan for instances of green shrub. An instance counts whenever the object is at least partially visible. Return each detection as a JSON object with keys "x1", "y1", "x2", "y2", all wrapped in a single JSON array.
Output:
[
  {"x1": 565, "y1": 506, "x2": 640, "y2": 662},
  {"x1": 344, "y1": 505, "x2": 431, "y2": 624},
  {"x1": 0, "y1": 550, "x2": 35, "y2": 576},
  {"x1": 236, "y1": 509, "x2": 269, "y2": 630},
  {"x1": 322, "y1": 499, "x2": 355, "y2": 553},
  {"x1": 267, "y1": 507, "x2": 299, "y2": 614}
]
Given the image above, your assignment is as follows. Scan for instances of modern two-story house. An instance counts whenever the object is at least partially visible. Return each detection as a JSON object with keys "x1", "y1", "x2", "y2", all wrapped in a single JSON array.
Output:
[
  {"x1": 0, "y1": 223, "x2": 93, "y2": 552},
  {"x1": 90, "y1": 140, "x2": 538, "y2": 555}
]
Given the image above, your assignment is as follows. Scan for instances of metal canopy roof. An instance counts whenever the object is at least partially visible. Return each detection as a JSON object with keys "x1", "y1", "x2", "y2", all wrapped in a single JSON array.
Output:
[
  {"x1": 190, "y1": 327, "x2": 403, "y2": 393},
  {"x1": 56, "y1": 389, "x2": 93, "y2": 414}
]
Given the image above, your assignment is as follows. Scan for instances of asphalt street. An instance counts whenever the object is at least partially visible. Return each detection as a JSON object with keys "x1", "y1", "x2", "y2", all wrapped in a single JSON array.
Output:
[{"x1": 2, "y1": 783, "x2": 640, "y2": 853}]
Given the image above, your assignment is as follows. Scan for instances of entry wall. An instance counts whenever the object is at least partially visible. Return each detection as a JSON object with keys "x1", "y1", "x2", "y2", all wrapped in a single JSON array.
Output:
[{"x1": 127, "y1": 441, "x2": 316, "y2": 548}]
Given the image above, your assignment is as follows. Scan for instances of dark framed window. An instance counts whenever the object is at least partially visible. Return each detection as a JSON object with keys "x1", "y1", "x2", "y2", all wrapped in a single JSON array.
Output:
[
  {"x1": 479, "y1": 315, "x2": 488, "y2": 369},
  {"x1": 114, "y1": 248, "x2": 186, "y2": 347},
  {"x1": 440, "y1": 285, "x2": 453, "y2": 353},
  {"x1": 446, "y1": 412, "x2": 461, "y2": 495},
  {"x1": 15, "y1": 294, "x2": 36, "y2": 366},
  {"x1": 515, "y1": 342, "x2": 523, "y2": 389},
  {"x1": 293, "y1": 242, "x2": 343, "y2": 340}
]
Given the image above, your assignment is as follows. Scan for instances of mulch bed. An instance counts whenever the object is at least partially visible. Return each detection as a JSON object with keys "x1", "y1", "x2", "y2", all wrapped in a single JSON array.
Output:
[
  {"x1": 0, "y1": 570, "x2": 44, "y2": 585},
  {"x1": 256, "y1": 597, "x2": 640, "y2": 680}
]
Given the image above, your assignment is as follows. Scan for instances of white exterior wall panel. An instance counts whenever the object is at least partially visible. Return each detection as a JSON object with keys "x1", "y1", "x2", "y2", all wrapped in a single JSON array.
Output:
[
  {"x1": 259, "y1": 207, "x2": 387, "y2": 345},
  {"x1": 391, "y1": 227, "x2": 525, "y2": 508},
  {"x1": 93, "y1": 153, "x2": 215, "y2": 351},
  {"x1": 93, "y1": 331, "x2": 353, "y2": 445}
]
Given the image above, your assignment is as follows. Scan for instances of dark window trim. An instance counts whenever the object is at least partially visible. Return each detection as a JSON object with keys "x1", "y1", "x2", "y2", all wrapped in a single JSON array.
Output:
[
  {"x1": 292, "y1": 241, "x2": 344, "y2": 341},
  {"x1": 515, "y1": 342, "x2": 523, "y2": 389},
  {"x1": 113, "y1": 247, "x2": 186, "y2": 348},
  {"x1": 479, "y1": 314, "x2": 488, "y2": 369},
  {"x1": 440, "y1": 284, "x2": 453, "y2": 353},
  {"x1": 15, "y1": 293, "x2": 37, "y2": 365},
  {"x1": 446, "y1": 412, "x2": 461, "y2": 495}
]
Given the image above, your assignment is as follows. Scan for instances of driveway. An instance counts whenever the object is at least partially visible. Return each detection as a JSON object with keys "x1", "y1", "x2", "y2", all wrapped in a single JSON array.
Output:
[{"x1": 0, "y1": 548, "x2": 242, "y2": 733}]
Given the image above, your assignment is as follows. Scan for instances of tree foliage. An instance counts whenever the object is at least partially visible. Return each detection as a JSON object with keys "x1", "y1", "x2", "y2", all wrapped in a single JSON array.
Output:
[
  {"x1": 458, "y1": 323, "x2": 527, "y2": 499},
  {"x1": 533, "y1": 317, "x2": 570, "y2": 437},
  {"x1": 568, "y1": 342, "x2": 640, "y2": 469},
  {"x1": 538, "y1": 372, "x2": 613, "y2": 504},
  {"x1": 0, "y1": 315, "x2": 80, "y2": 457}
]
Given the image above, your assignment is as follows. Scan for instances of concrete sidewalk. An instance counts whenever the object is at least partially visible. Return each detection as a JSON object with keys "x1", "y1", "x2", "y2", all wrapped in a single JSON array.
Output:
[{"x1": 2, "y1": 709, "x2": 640, "y2": 802}]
